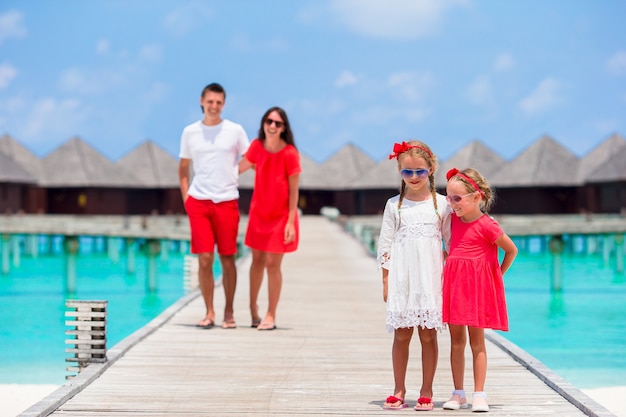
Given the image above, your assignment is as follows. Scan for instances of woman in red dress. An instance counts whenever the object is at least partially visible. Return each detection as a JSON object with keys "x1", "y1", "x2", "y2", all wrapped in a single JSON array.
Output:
[{"x1": 239, "y1": 107, "x2": 301, "y2": 330}]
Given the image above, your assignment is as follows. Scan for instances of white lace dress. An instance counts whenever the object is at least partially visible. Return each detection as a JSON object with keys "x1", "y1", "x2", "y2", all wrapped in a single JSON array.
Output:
[{"x1": 377, "y1": 194, "x2": 451, "y2": 333}]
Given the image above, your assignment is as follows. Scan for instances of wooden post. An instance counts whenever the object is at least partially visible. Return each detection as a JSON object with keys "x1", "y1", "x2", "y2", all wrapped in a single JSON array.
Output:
[
  {"x1": 126, "y1": 238, "x2": 136, "y2": 274},
  {"x1": 616, "y1": 234, "x2": 624, "y2": 274},
  {"x1": 548, "y1": 235, "x2": 565, "y2": 292},
  {"x1": 63, "y1": 236, "x2": 80, "y2": 294},
  {"x1": 160, "y1": 239, "x2": 169, "y2": 262},
  {"x1": 603, "y1": 234, "x2": 612, "y2": 268},
  {"x1": 65, "y1": 300, "x2": 107, "y2": 379},
  {"x1": 107, "y1": 237, "x2": 120, "y2": 264},
  {"x1": 1, "y1": 234, "x2": 10, "y2": 275},
  {"x1": 144, "y1": 239, "x2": 161, "y2": 293},
  {"x1": 11, "y1": 235, "x2": 20, "y2": 268}
]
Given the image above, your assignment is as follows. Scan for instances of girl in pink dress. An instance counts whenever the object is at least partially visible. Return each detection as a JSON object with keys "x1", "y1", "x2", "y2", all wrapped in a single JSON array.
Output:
[
  {"x1": 239, "y1": 107, "x2": 301, "y2": 331},
  {"x1": 442, "y1": 168, "x2": 517, "y2": 412}
]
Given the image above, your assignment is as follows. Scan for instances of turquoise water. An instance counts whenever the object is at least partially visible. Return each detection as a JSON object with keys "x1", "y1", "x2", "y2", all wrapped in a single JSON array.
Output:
[
  {"x1": 502, "y1": 235, "x2": 626, "y2": 389},
  {"x1": 1, "y1": 234, "x2": 624, "y2": 390},
  {"x1": 0, "y1": 236, "x2": 221, "y2": 385}
]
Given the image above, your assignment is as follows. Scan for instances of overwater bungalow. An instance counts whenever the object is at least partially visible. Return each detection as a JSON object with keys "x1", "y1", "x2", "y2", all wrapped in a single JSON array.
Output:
[{"x1": 0, "y1": 133, "x2": 625, "y2": 216}]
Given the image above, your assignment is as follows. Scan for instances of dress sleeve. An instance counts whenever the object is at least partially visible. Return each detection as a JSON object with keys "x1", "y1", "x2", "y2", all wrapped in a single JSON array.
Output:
[
  {"x1": 284, "y1": 146, "x2": 301, "y2": 177},
  {"x1": 376, "y1": 198, "x2": 397, "y2": 271},
  {"x1": 245, "y1": 139, "x2": 260, "y2": 164},
  {"x1": 483, "y1": 215, "x2": 504, "y2": 243}
]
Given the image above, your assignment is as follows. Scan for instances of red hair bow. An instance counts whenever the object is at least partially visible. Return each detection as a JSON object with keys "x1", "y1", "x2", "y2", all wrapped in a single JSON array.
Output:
[
  {"x1": 389, "y1": 141, "x2": 432, "y2": 160},
  {"x1": 446, "y1": 168, "x2": 484, "y2": 196},
  {"x1": 446, "y1": 168, "x2": 459, "y2": 180}
]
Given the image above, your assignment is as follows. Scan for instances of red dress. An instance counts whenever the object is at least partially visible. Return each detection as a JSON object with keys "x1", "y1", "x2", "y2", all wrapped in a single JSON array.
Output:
[
  {"x1": 442, "y1": 214, "x2": 509, "y2": 331},
  {"x1": 244, "y1": 139, "x2": 301, "y2": 253}
]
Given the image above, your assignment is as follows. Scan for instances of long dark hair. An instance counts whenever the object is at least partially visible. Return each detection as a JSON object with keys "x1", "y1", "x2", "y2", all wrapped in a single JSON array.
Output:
[{"x1": 258, "y1": 106, "x2": 296, "y2": 147}]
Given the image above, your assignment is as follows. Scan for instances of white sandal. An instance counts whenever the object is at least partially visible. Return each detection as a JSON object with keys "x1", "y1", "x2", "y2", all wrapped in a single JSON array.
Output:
[
  {"x1": 471, "y1": 392, "x2": 489, "y2": 413},
  {"x1": 443, "y1": 389, "x2": 468, "y2": 410}
]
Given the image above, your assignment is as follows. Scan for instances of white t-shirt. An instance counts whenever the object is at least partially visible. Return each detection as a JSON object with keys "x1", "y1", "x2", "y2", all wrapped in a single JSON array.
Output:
[{"x1": 179, "y1": 119, "x2": 249, "y2": 202}]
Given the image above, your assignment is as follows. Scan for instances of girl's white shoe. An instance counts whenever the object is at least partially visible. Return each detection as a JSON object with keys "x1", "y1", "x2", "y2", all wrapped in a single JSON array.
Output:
[
  {"x1": 471, "y1": 392, "x2": 489, "y2": 413},
  {"x1": 443, "y1": 390, "x2": 468, "y2": 410}
]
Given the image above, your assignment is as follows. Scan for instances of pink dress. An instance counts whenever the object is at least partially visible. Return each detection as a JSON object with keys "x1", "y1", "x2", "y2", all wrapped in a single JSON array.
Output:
[
  {"x1": 244, "y1": 139, "x2": 301, "y2": 253},
  {"x1": 442, "y1": 214, "x2": 509, "y2": 331}
]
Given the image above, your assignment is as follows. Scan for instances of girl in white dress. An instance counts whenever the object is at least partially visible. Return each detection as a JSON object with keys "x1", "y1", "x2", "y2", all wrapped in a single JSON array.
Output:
[{"x1": 377, "y1": 140, "x2": 451, "y2": 411}]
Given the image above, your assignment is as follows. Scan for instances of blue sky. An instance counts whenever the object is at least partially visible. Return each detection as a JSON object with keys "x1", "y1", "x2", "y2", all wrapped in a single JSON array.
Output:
[{"x1": 0, "y1": 1, "x2": 625, "y2": 163}]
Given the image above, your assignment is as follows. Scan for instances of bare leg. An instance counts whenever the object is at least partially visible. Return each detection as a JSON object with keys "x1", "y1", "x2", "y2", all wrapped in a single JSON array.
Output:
[
  {"x1": 449, "y1": 324, "x2": 467, "y2": 390},
  {"x1": 468, "y1": 327, "x2": 487, "y2": 392},
  {"x1": 383, "y1": 327, "x2": 413, "y2": 408},
  {"x1": 197, "y1": 252, "x2": 215, "y2": 326},
  {"x1": 249, "y1": 249, "x2": 266, "y2": 324},
  {"x1": 416, "y1": 326, "x2": 438, "y2": 408},
  {"x1": 219, "y1": 254, "x2": 237, "y2": 323},
  {"x1": 259, "y1": 252, "x2": 284, "y2": 328}
]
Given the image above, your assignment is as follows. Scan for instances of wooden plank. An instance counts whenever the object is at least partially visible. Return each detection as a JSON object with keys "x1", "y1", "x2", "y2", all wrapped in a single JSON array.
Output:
[{"x1": 38, "y1": 216, "x2": 613, "y2": 417}]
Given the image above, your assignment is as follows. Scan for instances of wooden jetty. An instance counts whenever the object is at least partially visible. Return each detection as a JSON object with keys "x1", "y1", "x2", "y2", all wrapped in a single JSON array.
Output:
[{"x1": 20, "y1": 216, "x2": 615, "y2": 416}]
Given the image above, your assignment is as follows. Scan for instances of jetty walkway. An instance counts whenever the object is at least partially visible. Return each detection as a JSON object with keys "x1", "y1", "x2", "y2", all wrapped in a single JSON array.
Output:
[{"x1": 21, "y1": 216, "x2": 614, "y2": 416}]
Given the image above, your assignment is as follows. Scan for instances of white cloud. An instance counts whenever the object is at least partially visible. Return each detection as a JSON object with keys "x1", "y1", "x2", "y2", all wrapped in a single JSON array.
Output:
[
  {"x1": 58, "y1": 67, "x2": 123, "y2": 95},
  {"x1": 387, "y1": 71, "x2": 434, "y2": 102},
  {"x1": 606, "y1": 51, "x2": 626, "y2": 76},
  {"x1": 142, "y1": 82, "x2": 170, "y2": 102},
  {"x1": 519, "y1": 78, "x2": 562, "y2": 115},
  {"x1": 21, "y1": 97, "x2": 85, "y2": 141},
  {"x1": 163, "y1": 2, "x2": 214, "y2": 38},
  {"x1": 335, "y1": 70, "x2": 358, "y2": 88},
  {"x1": 0, "y1": 10, "x2": 27, "y2": 45},
  {"x1": 466, "y1": 75, "x2": 493, "y2": 105},
  {"x1": 329, "y1": 0, "x2": 468, "y2": 40},
  {"x1": 493, "y1": 53, "x2": 515, "y2": 72},
  {"x1": 96, "y1": 39, "x2": 110, "y2": 56},
  {"x1": 139, "y1": 43, "x2": 162, "y2": 62},
  {"x1": 0, "y1": 63, "x2": 17, "y2": 88}
]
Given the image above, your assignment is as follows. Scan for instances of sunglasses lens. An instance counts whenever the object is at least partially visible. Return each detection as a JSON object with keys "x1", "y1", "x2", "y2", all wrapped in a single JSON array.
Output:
[
  {"x1": 400, "y1": 169, "x2": 428, "y2": 179},
  {"x1": 266, "y1": 119, "x2": 283, "y2": 127}
]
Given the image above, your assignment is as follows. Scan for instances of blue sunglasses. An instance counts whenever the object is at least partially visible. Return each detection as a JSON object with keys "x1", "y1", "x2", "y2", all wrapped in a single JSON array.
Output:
[{"x1": 400, "y1": 168, "x2": 430, "y2": 179}]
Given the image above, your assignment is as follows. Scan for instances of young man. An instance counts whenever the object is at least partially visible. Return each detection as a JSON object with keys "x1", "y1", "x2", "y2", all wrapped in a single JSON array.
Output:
[{"x1": 178, "y1": 83, "x2": 249, "y2": 329}]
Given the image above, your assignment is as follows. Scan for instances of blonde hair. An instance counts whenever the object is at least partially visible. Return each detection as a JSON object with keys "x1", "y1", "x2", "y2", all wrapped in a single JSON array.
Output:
[
  {"x1": 394, "y1": 140, "x2": 440, "y2": 226},
  {"x1": 448, "y1": 167, "x2": 495, "y2": 213}
]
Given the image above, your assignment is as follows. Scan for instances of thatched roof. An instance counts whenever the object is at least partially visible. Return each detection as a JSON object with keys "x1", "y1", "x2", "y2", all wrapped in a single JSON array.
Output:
[
  {"x1": 0, "y1": 135, "x2": 45, "y2": 181},
  {"x1": 353, "y1": 157, "x2": 400, "y2": 190},
  {"x1": 298, "y1": 153, "x2": 329, "y2": 190},
  {"x1": 41, "y1": 137, "x2": 141, "y2": 187},
  {"x1": 435, "y1": 140, "x2": 506, "y2": 188},
  {"x1": 1, "y1": 133, "x2": 625, "y2": 190},
  {"x1": 318, "y1": 143, "x2": 376, "y2": 190},
  {"x1": 117, "y1": 140, "x2": 179, "y2": 188},
  {"x1": 586, "y1": 145, "x2": 626, "y2": 183},
  {"x1": 0, "y1": 150, "x2": 36, "y2": 183},
  {"x1": 578, "y1": 133, "x2": 626, "y2": 182},
  {"x1": 489, "y1": 135, "x2": 580, "y2": 187}
]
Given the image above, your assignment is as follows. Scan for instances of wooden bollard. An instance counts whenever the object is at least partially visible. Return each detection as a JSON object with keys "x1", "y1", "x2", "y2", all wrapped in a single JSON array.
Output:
[
  {"x1": 183, "y1": 255, "x2": 199, "y2": 293},
  {"x1": 65, "y1": 300, "x2": 107, "y2": 379}
]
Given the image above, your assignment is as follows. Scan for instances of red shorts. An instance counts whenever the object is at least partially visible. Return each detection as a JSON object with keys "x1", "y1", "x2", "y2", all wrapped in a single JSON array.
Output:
[{"x1": 184, "y1": 197, "x2": 239, "y2": 255}]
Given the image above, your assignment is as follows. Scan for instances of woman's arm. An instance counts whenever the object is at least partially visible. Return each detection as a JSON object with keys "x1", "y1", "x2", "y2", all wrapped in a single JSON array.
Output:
[
  {"x1": 238, "y1": 156, "x2": 254, "y2": 174},
  {"x1": 284, "y1": 173, "x2": 300, "y2": 243}
]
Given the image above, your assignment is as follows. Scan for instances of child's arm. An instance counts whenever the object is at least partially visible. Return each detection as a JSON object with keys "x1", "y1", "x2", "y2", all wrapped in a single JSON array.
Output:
[
  {"x1": 496, "y1": 232, "x2": 518, "y2": 275},
  {"x1": 382, "y1": 267, "x2": 389, "y2": 302}
]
